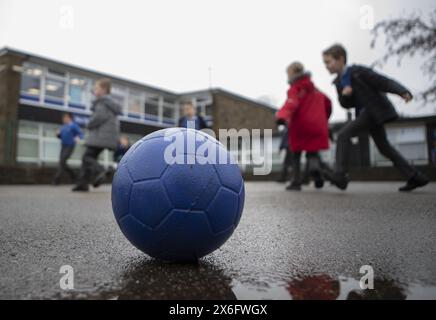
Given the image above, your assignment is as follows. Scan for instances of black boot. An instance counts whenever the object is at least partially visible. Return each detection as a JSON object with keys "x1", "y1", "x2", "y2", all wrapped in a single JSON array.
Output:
[
  {"x1": 286, "y1": 182, "x2": 302, "y2": 191},
  {"x1": 330, "y1": 172, "x2": 349, "y2": 191},
  {"x1": 399, "y1": 172, "x2": 429, "y2": 192},
  {"x1": 72, "y1": 184, "x2": 89, "y2": 192},
  {"x1": 92, "y1": 169, "x2": 107, "y2": 188},
  {"x1": 313, "y1": 171, "x2": 325, "y2": 189}
]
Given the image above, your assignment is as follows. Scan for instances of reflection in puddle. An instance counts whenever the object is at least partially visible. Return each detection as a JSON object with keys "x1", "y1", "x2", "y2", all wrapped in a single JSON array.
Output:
[
  {"x1": 57, "y1": 258, "x2": 237, "y2": 300},
  {"x1": 55, "y1": 258, "x2": 436, "y2": 300},
  {"x1": 232, "y1": 275, "x2": 436, "y2": 300}
]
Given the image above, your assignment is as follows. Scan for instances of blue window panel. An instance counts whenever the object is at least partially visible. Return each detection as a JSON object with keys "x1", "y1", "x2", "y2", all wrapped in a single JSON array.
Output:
[
  {"x1": 69, "y1": 103, "x2": 86, "y2": 110},
  {"x1": 20, "y1": 94, "x2": 40, "y2": 102},
  {"x1": 144, "y1": 114, "x2": 159, "y2": 122},
  {"x1": 128, "y1": 113, "x2": 141, "y2": 119},
  {"x1": 45, "y1": 98, "x2": 64, "y2": 106},
  {"x1": 163, "y1": 119, "x2": 176, "y2": 125}
]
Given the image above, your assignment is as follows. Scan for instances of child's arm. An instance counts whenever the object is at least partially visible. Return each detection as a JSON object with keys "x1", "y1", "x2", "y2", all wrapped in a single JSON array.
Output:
[
  {"x1": 73, "y1": 123, "x2": 84, "y2": 140},
  {"x1": 336, "y1": 85, "x2": 354, "y2": 109},
  {"x1": 276, "y1": 87, "x2": 300, "y2": 124},
  {"x1": 356, "y1": 65, "x2": 412, "y2": 98}
]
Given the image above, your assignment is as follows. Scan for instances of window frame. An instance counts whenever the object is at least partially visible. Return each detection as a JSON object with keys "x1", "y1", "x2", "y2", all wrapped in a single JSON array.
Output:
[
  {"x1": 20, "y1": 62, "x2": 44, "y2": 102},
  {"x1": 43, "y1": 67, "x2": 68, "y2": 106},
  {"x1": 127, "y1": 88, "x2": 145, "y2": 120},
  {"x1": 67, "y1": 74, "x2": 90, "y2": 110}
]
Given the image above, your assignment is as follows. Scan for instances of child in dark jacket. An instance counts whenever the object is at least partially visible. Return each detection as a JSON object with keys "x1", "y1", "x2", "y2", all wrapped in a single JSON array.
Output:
[
  {"x1": 178, "y1": 101, "x2": 208, "y2": 130},
  {"x1": 322, "y1": 43, "x2": 429, "y2": 192}
]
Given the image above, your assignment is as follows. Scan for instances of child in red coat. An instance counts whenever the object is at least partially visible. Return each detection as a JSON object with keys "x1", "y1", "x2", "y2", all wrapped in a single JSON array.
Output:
[{"x1": 276, "y1": 62, "x2": 332, "y2": 191}]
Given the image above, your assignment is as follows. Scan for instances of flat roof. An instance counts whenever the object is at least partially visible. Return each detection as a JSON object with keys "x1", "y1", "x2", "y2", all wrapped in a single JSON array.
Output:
[{"x1": 1, "y1": 46, "x2": 278, "y2": 111}]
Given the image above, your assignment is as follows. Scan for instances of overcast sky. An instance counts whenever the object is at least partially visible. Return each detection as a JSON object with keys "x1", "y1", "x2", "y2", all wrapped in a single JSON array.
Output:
[{"x1": 1, "y1": 0, "x2": 435, "y2": 121}]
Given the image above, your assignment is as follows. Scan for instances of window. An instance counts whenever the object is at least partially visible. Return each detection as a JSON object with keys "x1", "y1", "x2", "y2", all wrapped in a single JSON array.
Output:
[
  {"x1": 42, "y1": 140, "x2": 61, "y2": 162},
  {"x1": 18, "y1": 121, "x2": 39, "y2": 135},
  {"x1": 205, "y1": 103, "x2": 213, "y2": 117},
  {"x1": 16, "y1": 120, "x2": 118, "y2": 168},
  {"x1": 163, "y1": 102, "x2": 175, "y2": 123},
  {"x1": 194, "y1": 97, "x2": 213, "y2": 118},
  {"x1": 17, "y1": 120, "x2": 39, "y2": 162},
  {"x1": 127, "y1": 90, "x2": 144, "y2": 118},
  {"x1": 42, "y1": 123, "x2": 59, "y2": 138},
  {"x1": 45, "y1": 78, "x2": 65, "y2": 101},
  {"x1": 45, "y1": 69, "x2": 66, "y2": 104},
  {"x1": 20, "y1": 63, "x2": 43, "y2": 99},
  {"x1": 371, "y1": 125, "x2": 428, "y2": 166},
  {"x1": 145, "y1": 96, "x2": 160, "y2": 120},
  {"x1": 45, "y1": 78, "x2": 65, "y2": 100},
  {"x1": 69, "y1": 75, "x2": 88, "y2": 108},
  {"x1": 111, "y1": 85, "x2": 127, "y2": 115},
  {"x1": 17, "y1": 138, "x2": 39, "y2": 159}
]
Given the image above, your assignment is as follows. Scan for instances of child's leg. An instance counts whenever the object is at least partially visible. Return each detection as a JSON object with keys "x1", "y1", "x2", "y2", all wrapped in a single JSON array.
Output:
[
  {"x1": 307, "y1": 152, "x2": 324, "y2": 189},
  {"x1": 278, "y1": 150, "x2": 293, "y2": 182},
  {"x1": 63, "y1": 145, "x2": 76, "y2": 181},
  {"x1": 370, "y1": 124, "x2": 417, "y2": 179},
  {"x1": 291, "y1": 152, "x2": 302, "y2": 186},
  {"x1": 335, "y1": 112, "x2": 371, "y2": 175},
  {"x1": 76, "y1": 147, "x2": 104, "y2": 186}
]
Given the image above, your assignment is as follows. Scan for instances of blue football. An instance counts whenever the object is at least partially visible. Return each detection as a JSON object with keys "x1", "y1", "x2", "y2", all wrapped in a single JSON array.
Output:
[{"x1": 111, "y1": 128, "x2": 245, "y2": 262}]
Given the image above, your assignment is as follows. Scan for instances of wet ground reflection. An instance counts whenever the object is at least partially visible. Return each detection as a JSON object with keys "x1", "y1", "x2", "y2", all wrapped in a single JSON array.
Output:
[
  {"x1": 58, "y1": 258, "x2": 236, "y2": 300},
  {"x1": 57, "y1": 259, "x2": 436, "y2": 300},
  {"x1": 232, "y1": 275, "x2": 436, "y2": 300},
  {"x1": 111, "y1": 259, "x2": 237, "y2": 300}
]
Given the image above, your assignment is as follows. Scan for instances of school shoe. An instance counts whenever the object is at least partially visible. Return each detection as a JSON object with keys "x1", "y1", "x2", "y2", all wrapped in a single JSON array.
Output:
[
  {"x1": 321, "y1": 165, "x2": 334, "y2": 183},
  {"x1": 399, "y1": 172, "x2": 430, "y2": 192},
  {"x1": 92, "y1": 170, "x2": 107, "y2": 188},
  {"x1": 72, "y1": 184, "x2": 89, "y2": 192},
  {"x1": 312, "y1": 171, "x2": 325, "y2": 189},
  {"x1": 330, "y1": 172, "x2": 349, "y2": 191},
  {"x1": 286, "y1": 183, "x2": 302, "y2": 191}
]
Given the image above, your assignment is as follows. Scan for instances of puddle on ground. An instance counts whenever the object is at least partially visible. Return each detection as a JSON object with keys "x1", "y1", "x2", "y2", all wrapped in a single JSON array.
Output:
[
  {"x1": 52, "y1": 259, "x2": 436, "y2": 300},
  {"x1": 231, "y1": 276, "x2": 436, "y2": 300}
]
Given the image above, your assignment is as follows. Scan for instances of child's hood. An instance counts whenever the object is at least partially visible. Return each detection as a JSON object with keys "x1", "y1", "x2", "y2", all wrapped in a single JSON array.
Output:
[
  {"x1": 291, "y1": 73, "x2": 315, "y2": 92},
  {"x1": 93, "y1": 96, "x2": 122, "y2": 115}
]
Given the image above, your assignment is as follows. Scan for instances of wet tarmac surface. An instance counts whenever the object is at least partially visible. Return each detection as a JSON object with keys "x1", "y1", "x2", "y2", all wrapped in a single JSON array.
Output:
[{"x1": 0, "y1": 182, "x2": 435, "y2": 300}]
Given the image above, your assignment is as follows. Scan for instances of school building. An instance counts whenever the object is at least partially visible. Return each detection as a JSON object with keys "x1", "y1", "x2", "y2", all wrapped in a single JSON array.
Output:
[
  {"x1": 0, "y1": 47, "x2": 435, "y2": 184},
  {"x1": 0, "y1": 47, "x2": 280, "y2": 183}
]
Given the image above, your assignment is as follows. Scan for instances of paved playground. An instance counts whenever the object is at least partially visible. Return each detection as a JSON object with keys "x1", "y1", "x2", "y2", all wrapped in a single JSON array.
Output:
[{"x1": 0, "y1": 182, "x2": 435, "y2": 300}]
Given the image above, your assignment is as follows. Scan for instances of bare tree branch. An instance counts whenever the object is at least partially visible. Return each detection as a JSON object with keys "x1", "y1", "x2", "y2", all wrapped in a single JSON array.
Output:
[{"x1": 371, "y1": 9, "x2": 436, "y2": 104}]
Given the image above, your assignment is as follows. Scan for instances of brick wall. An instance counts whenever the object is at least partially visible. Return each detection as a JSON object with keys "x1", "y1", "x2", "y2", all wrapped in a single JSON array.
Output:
[
  {"x1": 212, "y1": 91, "x2": 278, "y2": 134},
  {"x1": 0, "y1": 53, "x2": 24, "y2": 165}
]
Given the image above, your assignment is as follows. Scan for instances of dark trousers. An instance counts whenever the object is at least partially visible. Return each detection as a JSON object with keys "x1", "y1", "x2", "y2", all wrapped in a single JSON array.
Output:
[
  {"x1": 335, "y1": 110, "x2": 416, "y2": 178},
  {"x1": 76, "y1": 146, "x2": 105, "y2": 186},
  {"x1": 53, "y1": 145, "x2": 76, "y2": 183},
  {"x1": 279, "y1": 149, "x2": 293, "y2": 180},
  {"x1": 292, "y1": 152, "x2": 321, "y2": 185}
]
